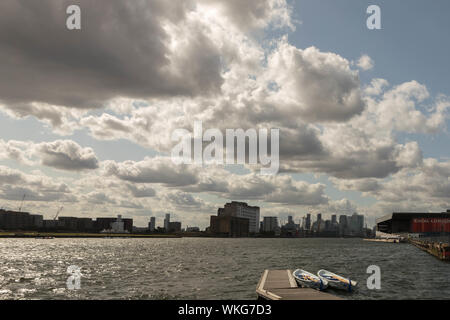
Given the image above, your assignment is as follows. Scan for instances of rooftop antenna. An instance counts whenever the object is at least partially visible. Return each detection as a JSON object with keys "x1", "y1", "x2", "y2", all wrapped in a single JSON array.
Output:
[{"x1": 18, "y1": 194, "x2": 26, "y2": 212}]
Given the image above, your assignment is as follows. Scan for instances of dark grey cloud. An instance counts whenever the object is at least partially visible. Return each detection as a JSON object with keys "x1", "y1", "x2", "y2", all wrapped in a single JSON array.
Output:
[{"x1": 0, "y1": 0, "x2": 224, "y2": 114}]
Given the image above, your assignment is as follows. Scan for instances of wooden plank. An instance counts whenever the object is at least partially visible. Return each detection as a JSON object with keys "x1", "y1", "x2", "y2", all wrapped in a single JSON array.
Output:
[
  {"x1": 263, "y1": 269, "x2": 292, "y2": 289},
  {"x1": 286, "y1": 269, "x2": 297, "y2": 288},
  {"x1": 256, "y1": 270, "x2": 282, "y2": 300}
]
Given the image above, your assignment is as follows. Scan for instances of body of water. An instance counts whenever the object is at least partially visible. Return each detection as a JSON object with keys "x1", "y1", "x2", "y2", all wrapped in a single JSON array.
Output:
[{"x1": 0, "y1": 237, "x2": 448, "y2": 299}]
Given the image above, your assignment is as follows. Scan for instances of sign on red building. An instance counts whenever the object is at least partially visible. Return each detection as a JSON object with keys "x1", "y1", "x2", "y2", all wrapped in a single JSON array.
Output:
[{"x1": 412, "y1": 218, "x2": 450, "y2": 233}]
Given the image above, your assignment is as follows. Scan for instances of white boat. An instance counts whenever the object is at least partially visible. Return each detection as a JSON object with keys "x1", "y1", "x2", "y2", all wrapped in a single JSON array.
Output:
[
  {"x1": 317, "y1": 269, "x2": 357, "y2": 292},
  {"x1": 292, "y1": 269, "x2": 328, "y2": 291}
]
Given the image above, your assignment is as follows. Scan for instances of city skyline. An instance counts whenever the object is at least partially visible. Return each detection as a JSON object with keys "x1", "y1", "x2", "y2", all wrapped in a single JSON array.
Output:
[
  {"x1": 0, "y1": 200, "x2": 372, "y2": 231},
  {"x1": 0, "y1": 0, "x2": 449, "y2": 230}
]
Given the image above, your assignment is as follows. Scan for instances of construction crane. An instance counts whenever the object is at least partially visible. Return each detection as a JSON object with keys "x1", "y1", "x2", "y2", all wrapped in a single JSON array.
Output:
[
  {"x1": 18, "y1": 194, "x2": 26, "y2": 212},
  {"x1": 53, "y1": 206, "x2": 64, "y2": 220}
]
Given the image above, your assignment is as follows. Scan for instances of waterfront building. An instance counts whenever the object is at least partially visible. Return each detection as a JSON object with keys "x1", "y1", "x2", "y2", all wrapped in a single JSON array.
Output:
[
  {"x1": 262, "y1": 217, "x2": 278, "y2": 233},
  {"x1": 31, "y1": 214, "x2": 43, "y2": 229},
  {"x1": 58, "y1": 217, "x2": 79, "y2": 231},
  {"x1": 111, "y1": 215, "x2": 125, "y2": 233},
  {"x1": 0, "y1": 209, "x2": 132, "y2": 233},
  {"x1": 43, "y1": 220, "x2": 57, "y2": 229},
  {"x1": 77, "y1": 218, "x2": 94, "y2": 232},
  {"x1": 168, "y1": 221, "x2": 182, "y2": 233},
  {"x1": 219, "y1": 201, "x2": 260, "y2": 233},
  {"x1": 210, "y1": 215, "x2": 249, "y2": 237},
  {"x1": 377, "y1": 210, "x2": 450, "y2": 234},
  {"x1": 95, "y1": 217, "x2": 117, "y2": 232},
  {"x1": 132, "y1": 226, "x2": 148, "y2": 233},
  {"x1": 0, "y1": 209, "x2": 43, "y2": 230},
  {"x1": 95, "y1": 216, "x2": 133, "y2": 233}
]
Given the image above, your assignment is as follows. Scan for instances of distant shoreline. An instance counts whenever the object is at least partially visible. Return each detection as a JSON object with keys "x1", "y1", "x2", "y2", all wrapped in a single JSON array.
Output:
[
  {"x1": 0, "y1": 232, "x2": 181, "y2": 239},
  {"x1": 0, "y1": 231, "x2": 368, "y2": 239}
]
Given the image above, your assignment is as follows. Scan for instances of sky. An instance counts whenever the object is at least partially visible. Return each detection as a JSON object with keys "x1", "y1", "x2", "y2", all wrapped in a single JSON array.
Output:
[{"x1": 0, "y1": 0, "x2": 449, "y2": 228}]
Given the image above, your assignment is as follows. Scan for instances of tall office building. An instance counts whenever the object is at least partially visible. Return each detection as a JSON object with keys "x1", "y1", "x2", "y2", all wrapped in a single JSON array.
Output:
[
  {"x1": 331, "y1": 215, "x2": 337, "y2": 225},
  {"x1": 324, "y1": 220, "x2": 331, "y2": 231},
  {"x1": 220, "y1": 201, "x2": 260, "y2": 233},
  {"x1": 355, "y1": 213, "x2": 364, "y2": 234},
  {"x1": 339, "y1": 215, "x2": 348, "y2": 235},
  {"x1": 317, "y1": 213, "x2": 322, "y2": 232},
  {"x1": 349, "y1": 213, "x2": 364, "y2": 235},
  {"x1": 164, "y1": 213, "x2": 170, "y2": 231},
  {"x1": 148, "y1": 217, "x2": 156, "y2": 232},
  {"x1": 305, "y1": 214, "x2": 311, "y2": 230},
  {"x1": 339, "y1": 215, "x2": 347, "y2": 227}
]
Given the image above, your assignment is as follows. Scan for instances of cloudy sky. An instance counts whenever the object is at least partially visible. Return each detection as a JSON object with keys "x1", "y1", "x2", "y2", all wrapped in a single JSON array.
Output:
[{"x1": 0, "y1": 0, "x2": 449, "y2": 228}]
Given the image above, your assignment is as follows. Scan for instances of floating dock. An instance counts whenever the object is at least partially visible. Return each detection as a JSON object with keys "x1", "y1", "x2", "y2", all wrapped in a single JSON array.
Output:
[
  {"x1": 363, "y1": 238, "x2": 405, "y2": 243},
  {"x1": 256, "y1": 270, "x2": 343, "y2": 300},
  {"x1": 409, "y1": 239, "x2": 450, "y2": 261}
]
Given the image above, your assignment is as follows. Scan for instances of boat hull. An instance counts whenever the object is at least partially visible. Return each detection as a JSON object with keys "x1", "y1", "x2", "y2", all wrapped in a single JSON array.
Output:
[
  {"x1": 317, "y1": 269, "x2": 357, "y2": 292},
  {"x1": 293, "y1": 269, "x2": 328, "y2": 291}
]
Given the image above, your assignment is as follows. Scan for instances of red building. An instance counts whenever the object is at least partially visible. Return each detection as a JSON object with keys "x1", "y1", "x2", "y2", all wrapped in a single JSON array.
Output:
[
  {"x1": 377, "y1": 210, "x2": 450, "y2": 234},
  {"x1": 411, "y1": 218, "x2": 450, "y2": 233}
]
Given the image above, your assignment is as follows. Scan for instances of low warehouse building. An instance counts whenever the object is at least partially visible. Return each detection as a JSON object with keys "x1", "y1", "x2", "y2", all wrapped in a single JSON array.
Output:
[{"x1": 377, "y1": 210, "x2": 450, "y2": 234}]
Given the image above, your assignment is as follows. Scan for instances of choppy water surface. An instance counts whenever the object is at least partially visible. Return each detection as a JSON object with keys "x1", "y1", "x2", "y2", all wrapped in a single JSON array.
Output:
[{"x1": 0, "y1": 238, "x2": 449, "y2": 300}]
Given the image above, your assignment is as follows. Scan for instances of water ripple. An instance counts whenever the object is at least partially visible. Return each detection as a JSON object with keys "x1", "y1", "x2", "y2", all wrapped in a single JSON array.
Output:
[{"x1": 0, "y1": 238, "x2": 448, "y2": 299}]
